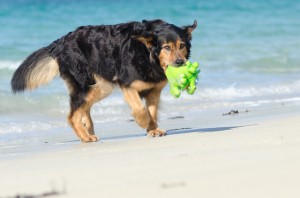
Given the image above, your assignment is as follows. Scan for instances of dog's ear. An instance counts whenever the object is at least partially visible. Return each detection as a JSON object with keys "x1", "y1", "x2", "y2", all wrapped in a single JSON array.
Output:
[
  {"x1": 132, "y1": 34, "x2": 154, "y2": 49},
  {"x1": 182, "y1": 20, "x2": 197, "y2": 40}
]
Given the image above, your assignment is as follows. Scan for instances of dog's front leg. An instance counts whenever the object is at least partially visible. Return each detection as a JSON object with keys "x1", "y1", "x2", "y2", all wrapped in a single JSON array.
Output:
[
  {"x1": 145, "y1": 89, "x2": 166, "y2": 137},
  {"x1": 122, "y1": 87, "x2": 150, "y2": 129}
]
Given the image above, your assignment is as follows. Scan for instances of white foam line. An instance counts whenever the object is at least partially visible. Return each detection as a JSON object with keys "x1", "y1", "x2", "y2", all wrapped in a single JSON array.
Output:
[{"x1": 0, "y1": 60, "x2": 22, "y2": 70}]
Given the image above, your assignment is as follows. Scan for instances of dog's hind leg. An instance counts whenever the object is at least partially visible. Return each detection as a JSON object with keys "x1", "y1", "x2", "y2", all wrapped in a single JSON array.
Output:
[
  {"x1": 68, "y1": 95, "x2": 99, "y2": 143},
  {"x1": 67, "y1": 76, "x2": 114, "y2": 142},
  {"x1": 81, "y1": 78, "x2": 114, "y2": 136},
  {"x1": 82, "y1": 107, "x2": 95, "y2": 135}
]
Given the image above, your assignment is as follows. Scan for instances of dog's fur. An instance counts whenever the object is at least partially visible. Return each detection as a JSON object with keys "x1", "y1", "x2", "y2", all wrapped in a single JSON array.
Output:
[{"x1": 11, "y1": 19, "x2": 197, "y2": 142}]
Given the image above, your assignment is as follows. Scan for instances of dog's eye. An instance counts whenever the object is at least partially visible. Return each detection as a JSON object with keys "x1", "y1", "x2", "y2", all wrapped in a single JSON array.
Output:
[
  {"x1": 180, "y1": 43, "x2": 186, "y2": 49},
  {"x1": 163, "y1": 46, "x2": 171, "y2": 51}
]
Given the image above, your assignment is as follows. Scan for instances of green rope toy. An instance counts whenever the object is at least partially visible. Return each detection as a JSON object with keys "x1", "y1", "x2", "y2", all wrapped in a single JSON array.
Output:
[{"x1": 165, "y1": 61, "x2": 200, "y2": 98}]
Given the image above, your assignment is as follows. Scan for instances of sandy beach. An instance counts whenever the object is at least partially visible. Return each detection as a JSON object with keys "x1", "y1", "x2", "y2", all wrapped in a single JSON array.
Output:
[
  {"x1": 1, "y1": 1, "x2": 300, "y2": 198},
  {"x1": 1, "y1": 112, "x2": 300, "y2": 198}
]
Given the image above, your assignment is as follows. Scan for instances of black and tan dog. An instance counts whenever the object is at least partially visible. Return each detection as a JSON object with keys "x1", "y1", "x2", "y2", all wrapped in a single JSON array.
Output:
[{"x1": 11, "y1": 19, "x2": 197, "y2": 142}]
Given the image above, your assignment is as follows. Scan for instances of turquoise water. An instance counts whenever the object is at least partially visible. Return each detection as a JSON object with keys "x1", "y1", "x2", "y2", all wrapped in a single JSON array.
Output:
[{"x1": 1, "y1": 0, "x2": 300, "y2": 138}]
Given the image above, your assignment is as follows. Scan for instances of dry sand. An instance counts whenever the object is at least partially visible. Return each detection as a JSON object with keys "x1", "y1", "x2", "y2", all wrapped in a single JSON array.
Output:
[{"x1": 1, "y1": 115, "x2": 300, "y2": 198}]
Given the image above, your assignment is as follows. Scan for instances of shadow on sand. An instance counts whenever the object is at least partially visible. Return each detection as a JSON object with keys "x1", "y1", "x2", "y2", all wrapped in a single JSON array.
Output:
[
  {"x1": 100, "y1": 125, "x2": 244, "y2": 141},
  {"x1": 62, "y1": 125, "x2": 249, "y2": 143}
]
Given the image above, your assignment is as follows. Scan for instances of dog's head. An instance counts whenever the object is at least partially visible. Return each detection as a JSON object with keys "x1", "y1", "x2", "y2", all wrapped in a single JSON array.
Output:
[{"x1": 132, "y1": 19, "x2": 197, "y2": 70}]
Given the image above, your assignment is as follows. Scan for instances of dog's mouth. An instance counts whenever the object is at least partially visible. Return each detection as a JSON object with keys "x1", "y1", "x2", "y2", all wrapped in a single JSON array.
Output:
[
  {"x1": 173, "y1": 58, "x2": 186, "y2": 67},
  {"x1": 160, "y1": 60, "x2": 187, "y2": 72},
  {"x1": 171, "y1": 60, "x2": 187, "y2": 68}
]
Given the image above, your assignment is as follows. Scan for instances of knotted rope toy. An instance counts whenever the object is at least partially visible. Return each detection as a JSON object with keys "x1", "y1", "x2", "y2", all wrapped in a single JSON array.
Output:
[{"x1": 165, "y1": 61, "x2": 200, "y2": 98}]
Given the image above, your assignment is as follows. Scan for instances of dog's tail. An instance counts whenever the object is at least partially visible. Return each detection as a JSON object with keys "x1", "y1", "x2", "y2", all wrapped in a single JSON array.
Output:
[{"x1": 11, "y1": 47, "x2": 59, "y2": 93}]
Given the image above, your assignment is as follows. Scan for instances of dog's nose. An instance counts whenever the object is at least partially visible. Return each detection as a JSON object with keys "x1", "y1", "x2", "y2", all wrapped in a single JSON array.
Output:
[{"x1": 175, "y1": 59, "x2": 185, "y2": 66}]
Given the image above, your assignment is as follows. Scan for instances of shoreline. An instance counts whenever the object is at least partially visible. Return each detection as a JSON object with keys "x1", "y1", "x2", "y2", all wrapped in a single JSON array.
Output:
[
  {"x1": 1, "y1": 100, "x2": 300, "y2": 159},
  {"x1": 1, "y1": 110, "x2": 300, "y2": 197}
]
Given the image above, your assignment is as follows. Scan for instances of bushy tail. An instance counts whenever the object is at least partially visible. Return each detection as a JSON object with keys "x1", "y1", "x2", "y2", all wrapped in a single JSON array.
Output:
[{"x1": 11, "y1": 47, "x2": 59, "y2": 93}]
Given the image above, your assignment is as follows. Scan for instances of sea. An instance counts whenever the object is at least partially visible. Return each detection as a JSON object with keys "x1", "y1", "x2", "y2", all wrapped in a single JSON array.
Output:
[{"x1": 1, "y1": 0, "x2": 300, "y2": 151}]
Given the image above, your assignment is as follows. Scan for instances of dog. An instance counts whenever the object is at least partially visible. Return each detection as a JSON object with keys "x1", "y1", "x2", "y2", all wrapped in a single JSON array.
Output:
[{"x1": 11, "y1": 19, "x2": 197, "y2": 143}]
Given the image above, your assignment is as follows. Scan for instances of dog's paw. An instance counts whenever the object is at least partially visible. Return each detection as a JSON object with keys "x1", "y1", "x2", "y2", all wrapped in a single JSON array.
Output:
[
  {"x1": 147, "y1": 128, "x2": 167, "y2": 137},
  {"x1": 81, "y1": 135, "x2": 99, "y2": 143}
]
